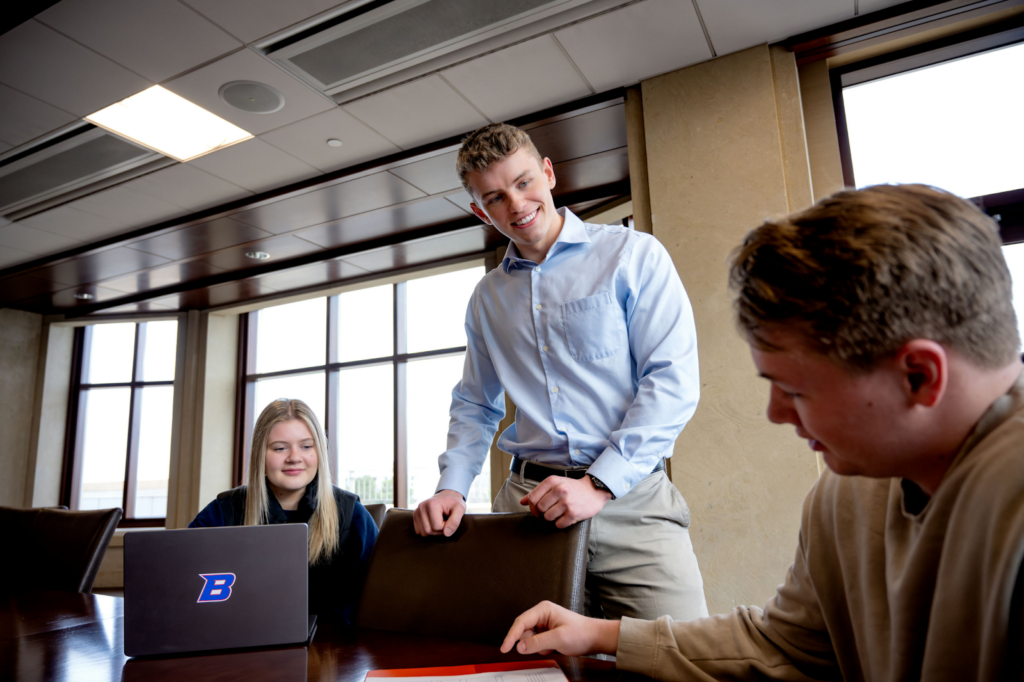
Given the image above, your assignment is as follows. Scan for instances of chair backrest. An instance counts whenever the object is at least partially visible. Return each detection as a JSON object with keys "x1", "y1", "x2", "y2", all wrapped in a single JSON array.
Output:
[
  {"x1": 356, "y1": 510, "x2": 589, "y2": 644},
  {"x1": 0, "y1": 505, "x2": 122, "y2": 593},
  {"x1": 364, "y1": 503, "x2": 387, "y2": 529}
]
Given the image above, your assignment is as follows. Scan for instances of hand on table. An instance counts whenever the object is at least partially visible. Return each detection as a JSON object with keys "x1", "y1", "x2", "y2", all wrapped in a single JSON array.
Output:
[
  {"x1": 413, "y1": 489, "x2": 466, "y2": 537},
  {"x1": 521, "y1": 476, "x2": 612, "y2": 529},
  {"x1": 501, "y1": 601, "x2": 620, "y2": 657}
]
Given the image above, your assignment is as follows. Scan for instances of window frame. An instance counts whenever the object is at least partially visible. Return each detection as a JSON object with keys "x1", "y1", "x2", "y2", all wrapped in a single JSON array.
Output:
[
  {"x1": 60, "y1": 321, "x2": 178, "y2": 528},
  {"x1": 829, "y1": 18, "x2": 1024, "y2": 243},
  {"x1": 235, "y1": 277, "x2": 473, "y2": 508}
]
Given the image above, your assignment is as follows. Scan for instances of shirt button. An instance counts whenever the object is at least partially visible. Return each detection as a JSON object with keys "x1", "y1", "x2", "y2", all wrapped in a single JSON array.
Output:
[
  {"x1": 624, "y1": 483, "x2": 630, "y2": 491},
  {"x1": 551, "y1": 387, "x2": 559, "y2": 393},
  {"x1": 542, "y1": 345, "x2": 548, "y2": 352},
  {"x1": 574, "y1": 449, "x2": 581, "y2": 455},
  {"x1": 535, "y1": 267, "x2": 541, "y2": 273},
  {"x1": 535, "y1": 304, "x2": 542, "y2": 310}
]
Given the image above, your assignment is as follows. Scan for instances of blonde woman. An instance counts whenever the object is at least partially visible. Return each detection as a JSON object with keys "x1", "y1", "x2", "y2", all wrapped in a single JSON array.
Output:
[{"x1": 190, "y1": 398, "x2": 378, "y2": 624}]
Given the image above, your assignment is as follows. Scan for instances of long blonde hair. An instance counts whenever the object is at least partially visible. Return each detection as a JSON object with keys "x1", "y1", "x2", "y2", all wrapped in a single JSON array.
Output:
[{"x1": 245, "y1": 399, "x2": 339, "y2": 565}]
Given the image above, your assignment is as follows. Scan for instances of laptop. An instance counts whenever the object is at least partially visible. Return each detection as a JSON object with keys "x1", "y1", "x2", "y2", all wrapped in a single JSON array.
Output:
[{"x1": 124, "y1": 524, "x2": 315, "y2": 657}]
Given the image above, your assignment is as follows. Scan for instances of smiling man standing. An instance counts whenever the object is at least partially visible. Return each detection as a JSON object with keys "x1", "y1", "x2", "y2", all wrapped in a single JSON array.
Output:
[{"x1": 412, "y1": 123, "x2": 707, "y2": 622}]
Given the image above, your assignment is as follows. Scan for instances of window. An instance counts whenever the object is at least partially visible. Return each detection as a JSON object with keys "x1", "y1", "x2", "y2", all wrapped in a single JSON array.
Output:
[
  {"x1": 242, "y1": 265, "x2": 491, "y2": 511},
  {"x1": 64, "y1": 321, "x2": 178, "y2": 524},
  {"x1": 839, "y1": 39, "x2": 1024, "y2": 199},
  {"x1": 836, "y1": 31, "x2": 1024, "y2": 342}
]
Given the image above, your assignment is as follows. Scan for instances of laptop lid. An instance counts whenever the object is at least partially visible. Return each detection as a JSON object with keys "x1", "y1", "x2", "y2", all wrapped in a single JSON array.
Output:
[{"x1": 124, "y1": 524, "x2": 309, "y2": 657}]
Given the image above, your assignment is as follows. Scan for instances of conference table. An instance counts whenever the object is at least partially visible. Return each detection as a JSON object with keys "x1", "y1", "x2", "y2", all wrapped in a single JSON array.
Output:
[{"x1": 1, "y1": 592, "x2": 631, "y2": 682}]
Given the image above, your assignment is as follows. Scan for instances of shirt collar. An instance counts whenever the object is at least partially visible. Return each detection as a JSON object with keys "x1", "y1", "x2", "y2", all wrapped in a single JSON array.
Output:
[{"x1": 501, "y1": 207, "x2": 590, "y2": 273}]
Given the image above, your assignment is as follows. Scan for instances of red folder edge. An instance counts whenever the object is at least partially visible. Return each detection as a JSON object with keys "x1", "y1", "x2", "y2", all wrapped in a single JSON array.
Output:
[{"x1": 366, "y1": 660, "x2": 562, "y2": 678}]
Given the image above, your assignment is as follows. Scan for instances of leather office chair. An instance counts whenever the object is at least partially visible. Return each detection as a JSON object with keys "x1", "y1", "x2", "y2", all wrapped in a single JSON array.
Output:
[
  {"x1": 0, "y1": 505, "x2": 122, "y2": 593},
  {"x1": 357, "y1": 510, "x2": 589, "y2": 644},
  {"x1": 364, "y1": 503, "x2": 387, "y2": 529}
]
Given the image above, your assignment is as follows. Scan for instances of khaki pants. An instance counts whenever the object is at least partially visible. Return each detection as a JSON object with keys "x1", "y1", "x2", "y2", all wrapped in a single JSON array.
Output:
[{"x1": 493, "y1": 469, "x2": 708, "y2": 622}]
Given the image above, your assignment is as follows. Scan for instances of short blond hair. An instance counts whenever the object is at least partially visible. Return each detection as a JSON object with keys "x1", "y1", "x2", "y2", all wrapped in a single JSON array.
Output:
[
  {"x1": 246, "y1": 399, "x2": 339, "y2": 565},
  {"x1": 456, "y1": 122, "x2": 543, "y2": 195},
  {"x1": 729, "y1": 184, "x2": 1019, "y2": 370}
]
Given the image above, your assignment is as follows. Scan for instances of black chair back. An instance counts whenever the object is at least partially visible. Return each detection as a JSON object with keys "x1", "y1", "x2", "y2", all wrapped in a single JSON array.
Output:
[
  {"x1": 0, "y1": 505, "x2": 122, "y2": 593},
  {"x1": 357, "y1": 510, "x2": 589, "y2": 644},
  {"x1": 364, "y1": 503, "x2": 387, "y2": 529}
]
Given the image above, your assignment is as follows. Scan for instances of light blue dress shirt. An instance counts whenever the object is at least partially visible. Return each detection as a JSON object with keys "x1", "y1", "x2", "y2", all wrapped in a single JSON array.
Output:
[{"x1": 437, "y1": 208, "x2": 700, "y2": 500}]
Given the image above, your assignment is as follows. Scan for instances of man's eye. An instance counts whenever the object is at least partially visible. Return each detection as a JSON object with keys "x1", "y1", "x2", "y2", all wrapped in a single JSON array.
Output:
[
  {"x1": 519, "y1": 179, "x2": 530, "y2": 189},
  {"x1": 488, "y1": 194, "x2": 502, "y2": 205}
]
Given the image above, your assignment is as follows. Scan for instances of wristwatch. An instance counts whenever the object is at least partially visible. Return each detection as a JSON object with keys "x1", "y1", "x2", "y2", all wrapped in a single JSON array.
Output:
[{"x1": 587, "y1": 474, "x2": 616, "y2": 499}]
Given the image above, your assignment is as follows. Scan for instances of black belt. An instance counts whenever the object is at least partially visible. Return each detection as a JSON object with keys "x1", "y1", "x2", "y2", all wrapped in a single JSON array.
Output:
[{"x1": 510, "y1": 456, "x2": 665, "y2": 482}]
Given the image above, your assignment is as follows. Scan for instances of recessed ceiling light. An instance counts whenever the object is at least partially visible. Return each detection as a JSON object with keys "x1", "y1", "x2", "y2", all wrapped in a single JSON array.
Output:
[
  {"x1": 245, "y1": 251, "x2": 271, "y2": 260},
  {"x1": 85, "y1": 85, "x2": 253, "y2": 162},
  {"x1": 326, "y1": 139, "x2": 343, "y2": 147},
  {"x1": 74, "y1": 292, "x2": 94, "y2": 300}
]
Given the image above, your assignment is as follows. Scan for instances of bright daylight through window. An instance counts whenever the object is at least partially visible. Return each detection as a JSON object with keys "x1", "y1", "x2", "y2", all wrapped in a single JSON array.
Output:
[
  {"x1": 72, "y1": 321, "x2": 178, "y2": 520},
  {"x1": 842, "y1": 39, "x2": 1024, "y2": 342},
  {"x1": 246, "y1": 265, "x2": 490, "y2": 511}
]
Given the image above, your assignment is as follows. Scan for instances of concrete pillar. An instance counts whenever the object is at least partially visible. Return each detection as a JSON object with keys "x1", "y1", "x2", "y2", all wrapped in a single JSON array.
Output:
[{"x1": 641, "y1": 44, "x2": 820, "y2": 614}]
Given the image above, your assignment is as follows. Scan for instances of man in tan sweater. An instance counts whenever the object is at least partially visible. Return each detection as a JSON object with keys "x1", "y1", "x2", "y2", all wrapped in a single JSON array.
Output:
[{"x1": 500, "y1": 184, "x2": 1024, "y2": 681}]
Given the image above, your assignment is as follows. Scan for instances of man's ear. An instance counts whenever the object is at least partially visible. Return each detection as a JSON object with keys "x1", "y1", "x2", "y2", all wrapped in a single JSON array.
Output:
[
  {"x1": 543, "y1": 157, "x2": 556, "y2": 190},
  {"x1": 896, "y1": 340, "x2": 948, "y2": 407},
  {"x1": 469, "y1": 200, "x2": 493, "y2": 226}
]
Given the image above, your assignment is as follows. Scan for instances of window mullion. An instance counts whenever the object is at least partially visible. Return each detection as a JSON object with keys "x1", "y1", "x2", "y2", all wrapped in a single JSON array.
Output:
[
  {"x1": 327, "y1": 296, "x2": 339, "y2": 485},
  {"x1": 122, "y1": 324, "x2": 144, "y2": 518},
  {"x1": 394, "y1": 281, "x2": 408, "y2": 508}
]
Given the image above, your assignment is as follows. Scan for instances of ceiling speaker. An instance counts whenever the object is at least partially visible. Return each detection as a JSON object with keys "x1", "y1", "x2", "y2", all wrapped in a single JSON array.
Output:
[{"x1": 218, "y1": 81, "x2": 285, "y2": 114}]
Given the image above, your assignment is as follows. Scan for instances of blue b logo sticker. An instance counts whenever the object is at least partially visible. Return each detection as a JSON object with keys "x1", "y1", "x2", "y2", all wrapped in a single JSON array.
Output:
[{"x1": 197, "y1": 573, "x2": 236, "y2": 603}]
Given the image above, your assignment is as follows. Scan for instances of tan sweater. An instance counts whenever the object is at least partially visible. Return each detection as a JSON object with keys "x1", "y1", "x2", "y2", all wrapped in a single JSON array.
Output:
[{"x1": 618, "y1": 376, "x2": 1024, "y2": 681}]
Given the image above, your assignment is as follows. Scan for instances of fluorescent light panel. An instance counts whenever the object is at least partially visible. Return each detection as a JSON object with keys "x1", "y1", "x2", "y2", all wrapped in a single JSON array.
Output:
[{"x1": 85, "y1": 86, "x2": 253, "y2": 162}]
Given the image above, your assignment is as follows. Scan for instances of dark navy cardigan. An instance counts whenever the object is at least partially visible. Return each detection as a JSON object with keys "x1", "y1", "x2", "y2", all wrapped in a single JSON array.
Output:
[{"x1": 189, "y1": 477, "x2": 378, "y2": 624}]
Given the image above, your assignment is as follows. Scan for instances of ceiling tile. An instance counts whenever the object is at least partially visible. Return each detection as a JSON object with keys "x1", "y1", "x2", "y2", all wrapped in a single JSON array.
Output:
[
  {"x1": 260, "y1": 107, "x2": 401, "y2": 173},
  {"x1": 555, "y1": 0, "x2": 711, "y2": 91},
  {"x1": 230, "y1": 172, "x2": 424, "y2": 234},
  {"x1": 441, "y1": 35, "x2": 592, "y2": 123},
  {"x1": 0, "y1": 83, "x2": 78, "y2": 149},
  {"x1": 99, "y1": 260, "x2": 226, "y2": 294},
  {"x1": 388, "y1": 151, "x2": 462, "y2": 195},
  {"x1": 69, "y1": 185, "x2": 187, "y2": 230},
  {"x1": 183, "y1": 0, "x2": 347, "y2": 44},
  {"x1": 697, "y1": 0, "x2": 853, "y2": 57},
  {"x1": 126, "y1": 217, "x2": 270, "y2": 260},
  {"x1": 164, "y1": 48, "x2": 335, "y2": 136},
  {"x1": 255, "y1": 258, "x2": 371, "y2": 293},
  {"x1": 0, "y1": 223, "x2": 82, "y2": 256},
  {"x1": 199, "y1": 233, "x2": 323, "y2": 271},
  {"x1": 294, "y1": 196, "x2": 470, "y2": 248},
  {"x1": 343, "y1": 76, "x2": 488, "y2": 150},
  {"x1": 40, "y1": 246, "x2": 172, "y2": 286},
  {"x1": 188, "y1": 138, "x2": 320, "y2": 194},
  {"x1": 37, "y1": 0, "x2": 241, "y2": 83},
  {"x1": 122, "y1": 164, "x2": 252, "y2": 213},
  {"x1": 445, "y1": 192, "x2": 479, "y2": 218},
  {"x1": 92, "y1": 299, "x2": 178, "y2": 314},
  {"x1": 19, "y1": 205, "x2": 125, "y2": 242},
  {"x1": 860, "y1": 0, "x2": 916, "y2": 14},
  {"x1": 148, "y1": 276, "x2": 280, "y2": 310},
  {"x1": 0, "y1": 20, "x2": 151, "y2": 117},
  {"x1": 0, "y1": 245, "x2": 37, "y2": 270},
  {"x1": 340, "y1": 225, "x2": 498, "y2": 273},
  {"x1": 30, "y1": 283, "x2": 131, "y2": 311}
]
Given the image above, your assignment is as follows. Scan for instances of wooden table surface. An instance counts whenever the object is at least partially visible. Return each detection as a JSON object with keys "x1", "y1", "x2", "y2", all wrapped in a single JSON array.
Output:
[{"x1": 1, "y1": 592, "x2": 628, "y2": 682}]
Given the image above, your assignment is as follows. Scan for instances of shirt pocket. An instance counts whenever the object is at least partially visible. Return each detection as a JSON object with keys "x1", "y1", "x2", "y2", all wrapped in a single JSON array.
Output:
[{"x1": 561, "y1": 291, "x2": 627, "y2": 362}]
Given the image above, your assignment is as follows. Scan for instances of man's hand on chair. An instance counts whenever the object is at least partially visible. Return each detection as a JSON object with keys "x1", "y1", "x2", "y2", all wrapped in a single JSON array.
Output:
[
  {"x1": 521, "y1": 476, "x2": 612, "y2": 529},
  {"x1": 413, "y1": 489, "x2": 466, "y2": 537}
]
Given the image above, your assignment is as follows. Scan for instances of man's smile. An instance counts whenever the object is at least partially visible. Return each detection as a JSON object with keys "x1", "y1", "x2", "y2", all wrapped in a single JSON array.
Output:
[{"x1": 511, "y1": 209, "x2": 538, "y2": 227}]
